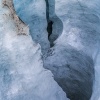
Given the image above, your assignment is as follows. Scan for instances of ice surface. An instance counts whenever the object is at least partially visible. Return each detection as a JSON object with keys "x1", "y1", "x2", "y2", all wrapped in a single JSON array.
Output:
[
  {"x1": 1, "y1": 0, "x2": 100, "y2": 100},
  {"x1": 0, "y1": 0, "x2": 69, "y2": 100},
  {"x1": 13, "y1": 0, "x2": 50, "y2": 55},
  {"x1": 55, "y1": 0, "x2": 100, "y2": 57},
  {"x1": 44, "y1": 0, "x2": 100, "y2": 100},
  {"x1": 44, "y1": 44, "x2": 94, "y2": 100}
]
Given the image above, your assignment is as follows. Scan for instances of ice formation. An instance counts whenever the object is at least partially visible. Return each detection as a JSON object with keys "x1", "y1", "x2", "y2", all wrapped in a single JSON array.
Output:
[
  {"x1": 44, "y1": 0, "x2": 100, "y2": 99},
  {"x1": 2, "y1": 0, "x2": 29, "y2": 35},
  {"x1": 0, "y1": 0, "x2": 69, "y2": 100},
  {"x1": 0, "y1": 0, "x2": 100, "y2": 100},
  {"x1": 13, "y1": 0, "x2": 50, "y2": 55}
]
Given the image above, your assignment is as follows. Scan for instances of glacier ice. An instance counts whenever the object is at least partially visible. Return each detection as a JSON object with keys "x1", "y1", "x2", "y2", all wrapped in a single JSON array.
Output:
[
  {"x1": 0, "y1": 0, "x2": 100, "y2": 100},
  {"x1": 44, "y1": 44, "x2": 94, "y2": 100},
  {"x1": 0, "y1": 0, "x2": 69, "y2": 100},
  {"x1": 45, "y1": 0, "x2": 63, "y2": 46},
  {"x1": 13, "y1": 0, "x2": 50, "y2": 55},
  {"x1": 12, "y1": 0, "x2": 100, "y2": 100},
  {"x1": 44, "y1": 0, "x2": 100, "y2": 100},
  {"x1": 91, "y1": 48, "x2": 100, "y2": 100}
]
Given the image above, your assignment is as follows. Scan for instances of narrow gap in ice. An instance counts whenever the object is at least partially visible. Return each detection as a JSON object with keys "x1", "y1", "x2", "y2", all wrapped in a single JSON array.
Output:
[{"x1": 45, "y1": 0, "x2": 63, "y2": 47}]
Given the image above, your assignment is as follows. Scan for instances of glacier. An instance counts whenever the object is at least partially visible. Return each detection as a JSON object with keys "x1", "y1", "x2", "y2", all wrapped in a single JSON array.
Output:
[
  {"x1": 0, "y1": 0, "x2": 69, "y2": 100},
  {"x1": 0, "y1": 0, "x2": 100, "y2": 100},
  {"x1": 13, "y1": 0, "x2": 50, "y2": 55}
]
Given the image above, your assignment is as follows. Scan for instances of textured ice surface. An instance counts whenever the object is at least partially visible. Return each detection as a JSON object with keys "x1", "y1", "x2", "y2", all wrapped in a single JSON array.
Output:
[
  {"x1": 1, "y1": 0, "x2": 100, "y2": 100},
  {"x1": 44, "y1": 0, "x2": 100, "y2": 100},
  {"x1": 0, "y1": 1, "x2": 69, "y2": 100},
  {"x1": 91, "y1": 45, "x2": 100, "y2": 100},
  {"x1": 13, "y1": 0, "x2": 50, "y2": 55},
  {"x1": 14, "y1": 0, "x2": 100, "y2": 100},
  {"x1": 44, "y1": 44, "x2": 94, "y2": 100},
  {"x1": 55, "y1": 0, "x2": 100, "y2": 56}
]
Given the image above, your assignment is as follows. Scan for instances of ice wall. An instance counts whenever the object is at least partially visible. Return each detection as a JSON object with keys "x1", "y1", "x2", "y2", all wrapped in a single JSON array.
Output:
[
  {"x1": 13, "y1": 0, "x2": 50, "y2": 55},
  {"x1": 55, "y1": 0, "x2": 100, "y2": 56},
  {"x1": 91, "y1": 48, "x2": 100, "y2": 100},
  {"x1": 44, "y1": 0, "x2": 100, "y2": 100}
]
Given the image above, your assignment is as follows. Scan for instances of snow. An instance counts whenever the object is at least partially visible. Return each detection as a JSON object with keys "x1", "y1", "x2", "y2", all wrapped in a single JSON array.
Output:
[{"x1": 0, "y1": 0, "x2": 69, "y2": 100}]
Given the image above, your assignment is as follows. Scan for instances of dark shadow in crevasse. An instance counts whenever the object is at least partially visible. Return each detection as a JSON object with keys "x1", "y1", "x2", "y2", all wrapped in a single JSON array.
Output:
[
  {"x1": 45, "y1": 0, "x2": 63, "y2": 47},
  {"x1": 47, "y1": 21, "x2": 53, "y2": 38}
]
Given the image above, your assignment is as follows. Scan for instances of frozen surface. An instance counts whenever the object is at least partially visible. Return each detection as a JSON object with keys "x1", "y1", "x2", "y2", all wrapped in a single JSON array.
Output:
[
  {"x1": 55, "y1": 0, "x2": 100, "y2": 57},
  {"x1": 44, "y1": 44, "x2": 94, "y2": 100},
  {"x1": 44, "y1": 0, "x2": 100, "y2": 100},
  {"x1": 0, "y1": 0, "x2": 100, "y2": 100},
  {"x1": 13, "y1": 0, "x2": 50, "y2": 55},
  {"x1": 91, "y1": 46, "x2": 100, "y2": 100},
  {"x1": 0, "y1": 0, "x2": 69, "y2": 100},
  {"x1": 14, "y1": 0, "x2": 100, "y2": 100}
]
